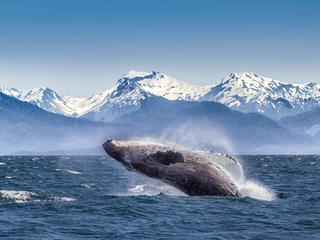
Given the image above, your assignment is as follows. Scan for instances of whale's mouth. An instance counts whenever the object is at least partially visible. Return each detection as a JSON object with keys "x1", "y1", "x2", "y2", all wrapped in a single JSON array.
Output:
[{"x1": 103, "y1": 139, "x2": 122, "y2": 159}]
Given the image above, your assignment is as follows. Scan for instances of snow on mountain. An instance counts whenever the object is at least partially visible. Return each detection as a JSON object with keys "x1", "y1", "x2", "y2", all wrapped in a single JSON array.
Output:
[
  {"x1": 137, "y1": 71, "x2": 212, "y2": 101},
  {"x1": 0, "y1": 85, "x2": 24, "y2": 98},
  {"x1": 0, "y1": 71, "x2": 212, "y2": 120},
  {"x1": 201, "y1": 72, "x2": 320, "y2": 118},
  {"x1": 0, "y1": 92, "x2": 123, "y2": 154},
  {"x1": 0, "y1": 86, "x2": 87, "y2": 116},
  {"x1": 2, "y1": 71, "x2": 320, "y2": 120},
  {"x1": 80, "y1": 71, "x2": 213, "y2": 121},
  {"x1": 80, "y1": 71, "x2": 156, "y2": 121},
  {"x1": 22, "y1": 87, "x2": 85, "y2": 116}
]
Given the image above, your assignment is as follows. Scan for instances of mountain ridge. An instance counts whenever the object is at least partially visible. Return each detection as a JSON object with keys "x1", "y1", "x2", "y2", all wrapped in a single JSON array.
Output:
[
  {"x1": 0, "y1": 92, "x2": 131, "y2": 154},
  {"x1": 2, "y1": 71, "x2": 320, "y2": 120},
  {"x1": 0, "y1": 90, "x2": 317, "y2": 154}
]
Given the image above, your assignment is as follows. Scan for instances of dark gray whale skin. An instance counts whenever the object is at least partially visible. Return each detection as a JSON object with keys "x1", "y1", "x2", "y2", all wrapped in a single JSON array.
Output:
[{"x1": 103, "y1": 139, "x2": 240, "y2": 197}]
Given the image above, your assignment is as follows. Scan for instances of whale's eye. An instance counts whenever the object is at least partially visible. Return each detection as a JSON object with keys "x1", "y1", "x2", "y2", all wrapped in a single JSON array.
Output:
[{"x1": 148, "y1": 150, "x2": 184, "y2": 165}]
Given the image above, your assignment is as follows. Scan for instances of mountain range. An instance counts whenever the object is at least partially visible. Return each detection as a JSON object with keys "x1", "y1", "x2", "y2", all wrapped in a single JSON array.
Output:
[
  {"x1": 0, "y1": 91, "x2": 312, "y2": 154},
  {"x1": 2, "y1": 70, "x2": 320, "y2": 121},
  {"x1": 0, "y1": 93, "x2": 132, "y2": 154},
  {"x1": 116, "y1": 97, "x2": 309, "y2": 153},
  {"x1": 1, "y1": 70, "x2": 320, "y2": 154}
]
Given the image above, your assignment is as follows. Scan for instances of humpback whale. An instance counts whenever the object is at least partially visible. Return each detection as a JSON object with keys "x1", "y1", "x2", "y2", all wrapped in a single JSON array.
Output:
[{"x1": 103, "y1": 139, "x2": 240, "y2": 196}]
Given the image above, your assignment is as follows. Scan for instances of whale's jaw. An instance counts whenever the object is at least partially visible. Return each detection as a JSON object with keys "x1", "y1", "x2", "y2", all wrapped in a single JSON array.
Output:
[
  {"x1": 103, "y1": 139, "x2": 121, "y2": 161},
  {"x1": 103, "y1": 139, "x2": 132, "y2": 170}
]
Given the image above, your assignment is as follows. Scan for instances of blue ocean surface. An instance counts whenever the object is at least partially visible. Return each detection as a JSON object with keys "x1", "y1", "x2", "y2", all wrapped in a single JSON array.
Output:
[{"x1": 0, "y1": 155, "x2": 319, "y2": 239}]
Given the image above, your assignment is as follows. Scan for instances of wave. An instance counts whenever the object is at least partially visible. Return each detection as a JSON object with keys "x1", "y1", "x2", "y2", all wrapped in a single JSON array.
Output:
[
  {"x1": 0, "y1": 190, "x2": 38, "y2": 203},
  {"x1": 113, "y1": 176, "x2": 186, "y2": 197},
  {"x1": 0, "y1": 190, "x2": 76, "y2": 203},
  {"x1": 55, "y1": 169, "x2": 83, "y2": 175},
  {"x1": 81, "y1": 183, "x2": 95, "y2": 188},
  {"x1": 127, "y1": 184, "x2": 186, "y2": 197},
  {"x1": 236, "y1": 179, "x2": 276, "y2": 201},
  {"x1": 48, "y1": 196, "x2": 76, "y2": 202}
]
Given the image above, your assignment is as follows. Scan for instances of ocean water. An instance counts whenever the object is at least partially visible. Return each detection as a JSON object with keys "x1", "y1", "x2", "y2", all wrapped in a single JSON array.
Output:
[{"x1": 0, "y1": 155, "x2": 319, "y2": 239}]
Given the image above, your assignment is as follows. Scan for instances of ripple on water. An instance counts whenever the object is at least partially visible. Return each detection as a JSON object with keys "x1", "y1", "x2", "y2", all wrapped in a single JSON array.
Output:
[
  {"x1": 0, "y1": 155, "x2": 319, "y2": 239},
  {"x1": 55, "y1": 169, "x2": 83, "y2": 175}
]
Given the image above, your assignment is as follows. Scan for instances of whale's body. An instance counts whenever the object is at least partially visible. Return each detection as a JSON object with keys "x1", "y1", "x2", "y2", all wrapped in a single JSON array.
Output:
[{"x1": 103, "y1": 139, "x2": 240, "y2": 196}]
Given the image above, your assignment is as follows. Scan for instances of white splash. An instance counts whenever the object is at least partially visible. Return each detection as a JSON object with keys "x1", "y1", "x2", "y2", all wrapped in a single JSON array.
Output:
[
  {"x1": 81, "y1": 183, "x2": 95, "y2": 188},
  {"x1": 236, "y1": 179, "x2": 276, "y2": 201},
  {"x1": 64, "y1": 170, "x2": 82, "y2": 175},
  {"x1": 127, "y1": 183, "x2": 186, "y2": 197},
  {"x1": 0, "y1": 190, "x2": 37, "y2": 203},
  {"x1": 55, "y1": 169, "x2": 83, "y2": 175},
  {"x1": 49, "y1": 196, "x2": 76, "y2": 202},
  {"x1": 213, "y1": 158, "x2": 276, "y2": 201},
  {"x1": 0, "y1": 190, "x2": 76, "y2": 203}
]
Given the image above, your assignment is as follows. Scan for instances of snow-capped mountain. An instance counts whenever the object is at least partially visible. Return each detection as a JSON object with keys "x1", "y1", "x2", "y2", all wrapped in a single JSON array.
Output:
[
  {"x1": 0, "y1": 92, "x2": 127, "y2": 154},
  {"x1": 80, "y1": 71, "x2": 153, "y2": 121},
  {"x1": 135, "y1": 71, "x2": 212, "y2": 101},
  {"x1": 0, "y1": 86, "x2": 89, "y2": 116},
  {"x1": 201, "y1": 72, "x2": 320, "y2": 118},
  {"x1": 80, "y1": 71, "x2": 213, "y2": 121},
  {"x1": 85, "y1": 71, "x2": 320, "y2": 120},
  {"x1": 22, "y1": 87, "x2": 87, "y2": 116},
  {"x1": 2, "y1": 71, "x2": 320, "y2": 120},
  {"x1": 0, "y1": 85, "x2": 24, "y2": 98},
  {"x1": 0, "y1": 71, "x2": 212, "y2": 120}
]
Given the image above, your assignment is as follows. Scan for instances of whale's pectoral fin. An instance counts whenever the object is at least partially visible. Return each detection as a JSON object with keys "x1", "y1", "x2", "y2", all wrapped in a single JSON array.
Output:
[{"x1": 147, "y1": 150, "x2": 184, "y2": 166}]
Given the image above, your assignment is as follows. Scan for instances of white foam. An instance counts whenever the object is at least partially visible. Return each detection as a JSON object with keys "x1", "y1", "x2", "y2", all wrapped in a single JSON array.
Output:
[
  {"x1": 236, "y1": 179, "x2": 276, "y2": 201},
  {"x1": 0, "y1": 190, "x2": 76, "y2": 203},
  {"x1": 217, "y1": 160, "x2": 276, "y2": 201},
  {"x1": 81, "y1": 183, "x2": 95, "y2": 188},
  {"x1": 49, "y1": 196, "x2": 76, "y2": 202},
  {"x1": 64, "y1": 170, "x2": 82, "y2": 175},
  {"x1": 126, "y1": 183, "x2": 186, "y2": 196},
  {"x1": 55, "y1": 169, "x2": 83, "y2": 175},
  {"x1": 0, "y1": 190, "x2": 37, "y2": 203},
  {"x1": 204, "y1": 153, "x2": 276, "y2": 201},
  {"x1": 0, "y1": 162, "x2": 6, "y2": 165}
]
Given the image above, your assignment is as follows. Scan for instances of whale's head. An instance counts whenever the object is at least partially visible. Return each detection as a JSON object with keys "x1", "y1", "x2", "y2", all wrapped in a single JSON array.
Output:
[
  {"x1": 103, "y1": 139, "x2": 131, "y2": 169},
  {"x1": 102, "y1": 139, "x2": 184, "y2": 175}
]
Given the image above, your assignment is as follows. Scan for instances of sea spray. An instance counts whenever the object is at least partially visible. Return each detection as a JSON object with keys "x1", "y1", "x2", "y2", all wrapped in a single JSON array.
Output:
[{"x1": 208, "y1": 156, "x2": 276, "y2": 201}]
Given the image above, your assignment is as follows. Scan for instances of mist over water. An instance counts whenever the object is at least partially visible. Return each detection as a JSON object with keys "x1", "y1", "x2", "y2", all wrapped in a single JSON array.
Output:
[{"x1": 161, "y1": 121, "x2": 235, "y2": 154}]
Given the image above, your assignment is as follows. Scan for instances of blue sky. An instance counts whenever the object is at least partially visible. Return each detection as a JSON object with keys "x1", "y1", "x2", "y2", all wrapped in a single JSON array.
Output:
[{"x1": 0, "y1": 0, "x2": 319, "y2": 96}]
